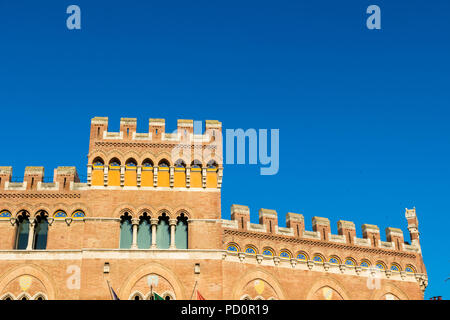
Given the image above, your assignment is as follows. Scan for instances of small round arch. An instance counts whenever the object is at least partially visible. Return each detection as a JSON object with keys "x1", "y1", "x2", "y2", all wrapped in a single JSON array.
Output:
[
  {"x1": 344, "y1": 257, "x2": 356, "y2": 266},
  {"x1": 390, "y1": 263, "x2": 401, "y2": 272},
  {"x1": 312, "y1": 253, "x2": 325, "y2": 263},
  {"x1": 244, "y1": 245, "x2": 258, "y2": 255},
  {"x1": 279, "y1": 249, "x2": 292, "y2": 259},
  {"x1": 129, "y1": 291, "x2": 145, "y2": 300},
  {"x1": 328, "y1": 255, "x2": 341, "y2": 265},
  {"x1": 226, "y1": 242, "x2": 240, "y2": 253},
  {"x1": 162, "y1": 291, "x2": 176, "y2": 300},
  {"x1": 296, "y1": 251, "x2": 309, "y2": 261},
  {"x1": 71, "y1": 210, "x2": 85, "y2": 220},
  {"x1": 360, "y1": 259, "x2": 371, "y2": 269},
  {"x1": 262, "y1": 247, "x2": 275, "y2": 257},
  {"x1": 32, "y1": 292, "x2": 48, "y2": 300},
  {"x1": 53, "y1": 210, "x2": 67, "y2": 219},
  {"x1": 0, "y1": 293, "x2": 15, "y2": 300},
  {"x1": 405, "y1": 264, "x2": 416, "y2": 273},
  {"x1": 375, "y1": 261, "x2": 387, "y2": 270},
  {"x1": 0, "y1": 210, "x2": 12, "y2": 220}
]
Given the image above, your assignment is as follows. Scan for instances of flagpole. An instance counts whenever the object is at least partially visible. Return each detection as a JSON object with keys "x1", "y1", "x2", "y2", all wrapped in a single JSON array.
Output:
[
  {"x1": 106, "y1": 280, "x2": 114, "y2": 300},
  {"x1": 190, "y1": 280, "x2": 198, "y2": 300}
]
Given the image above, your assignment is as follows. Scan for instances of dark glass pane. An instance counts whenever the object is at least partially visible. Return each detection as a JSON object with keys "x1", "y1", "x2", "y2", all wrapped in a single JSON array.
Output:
[
  {"x1": 16, "y1": 220, "x2": 30, "y2": 250},
  {"x1": 34, "y1": 219, "x2": 48, "y2": 250}
]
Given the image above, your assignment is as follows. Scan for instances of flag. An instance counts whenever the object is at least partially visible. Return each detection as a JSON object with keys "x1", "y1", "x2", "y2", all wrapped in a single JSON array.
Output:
[
  {"x1": 110, "y1": 287, "x2": 120, "y2": 300},
  {"x1": 197, "y1": 290, "x2": 205, "y2": 300},
  {"x1": 107, "y1": 281, "x2": 120, "y2": 300},
  {"x1": 153, "y1": 292, "x2": 164, "y2": 300}
]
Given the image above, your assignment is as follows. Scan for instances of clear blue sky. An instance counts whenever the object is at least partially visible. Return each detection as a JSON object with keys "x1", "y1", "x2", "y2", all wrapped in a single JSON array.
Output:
[{"x1": 1, "y1": 0, "x2": 449, "y2": 299}]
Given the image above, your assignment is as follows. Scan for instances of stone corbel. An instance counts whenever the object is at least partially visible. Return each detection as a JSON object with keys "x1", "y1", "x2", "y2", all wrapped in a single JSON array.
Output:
[
  {"x1": 238, "y1": 253, "x2": 246, "y2": 262},
  {"x1": 370, "y1": 268, "x2": 377, "y2": 277},
  {"x1": 65, "y1": 217, "x2": 73, "y2": 226},
  {"x1": 9, "y1": 217, "x2": 17, "y2": 226},
  {"x1": 169, "y1": 166, "x2": 174, "y2": 188},
  {"x1": 222, "y1": 252, "x2": 227, "y2": 260},
  {"x1": 323, "y1": 262, "x2": 330, "y2": 272},
  {"x1": 400, "y1": 271, "x2": 406, "y2": 280},
  {"x1": 307, "y1": 260, "x2": 314, "y2": 270},
  {"x1": 186, "y1": 167, "x2": 191, "y2": 188},
  {"x1": 339, "y1": 264, "x2": 346, "y2": 274},
  {"x1": 385, "y1": 270, "x2": 392, "y2": 279},
  {"x1": 290, "y1": 259, "x2": 297, "y2": 268},
  {"x1": 47, "y1": 217, "x2": 54, "y2": 226},
  {"x1": 355, "y1": 266, "x2": 362, "y2": 275},
  {"x1": 256, "y1": 254, "x2": 263, "y2": 264},
  {"x1": 120, "y1": 165, "x2": 125, "y2": 187},
  {"x1": 273, "y1": 257, "x2": 280, "y2": 266}
]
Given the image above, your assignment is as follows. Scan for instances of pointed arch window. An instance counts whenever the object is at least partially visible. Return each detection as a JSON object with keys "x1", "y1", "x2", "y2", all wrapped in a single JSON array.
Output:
[
  {"x1": 137, "y1": 213, "x2": 152, "y2": 249},
  {"x1": 175, "y1": 213, "x2": 188, "y2": 249},
  {"x1": 34, "y1": 211, "x2": 49, "y2": 250},
  {"x1": 15, "y1": 211, "x2": 30, "y2": 250},
  {"x1": 119, "y1": 212, "x2": 133, "y2": 249},
  {"x1": 156, "y1": 213, "x2": 170, "y2": 249}
]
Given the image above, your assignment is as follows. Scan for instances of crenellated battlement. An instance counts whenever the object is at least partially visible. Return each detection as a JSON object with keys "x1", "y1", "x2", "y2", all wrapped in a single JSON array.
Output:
[
  {"x1": 89, "y1": 116, "x2": 222, "y2": 147},
  {"x1": 0, "y1": 166, "x2": 80, "y2": 192},
  {"x1": 223, "y1": 205, "x2": 421, "y2": 254}
]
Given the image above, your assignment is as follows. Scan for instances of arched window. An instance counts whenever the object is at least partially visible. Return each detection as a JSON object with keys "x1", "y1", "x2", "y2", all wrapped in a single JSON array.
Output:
[
  {"x1": 207, "y1": 160, "x2": 218, "y2": 169},
  {"x1": 360, "y1": 260, "x2": 371, "y2": 269},
  {"x1": 93, "y1": 157, "x2": 104, "y2": 167},
  {"x1": 109, "y1": 158, "x2": 121, "y2": 167},
  {"x1": 142, "y1": 159, "x2": 154, "y2": 167},
  {"x1": 297, "y1": 252, "x2": 308, "y2": 261},
  {"x1": 244, "y1": 245, "x2": 257, "y2": 255},
  {"x1": 72, "y1": 210, "x2": 85, "y2": 220},
  {"x1": 280, "y1": 250, "x2": 292, "y2": 259},
  {"x1": 313, "y1": 254, "x2": 324, "y2": 263},
  {"x1": 375, "y1": 262, "x2": 386, "y2": 270},
  {"x1": 174, "y1": 159, "x2": 186, "y2": 168},
  {"x1": 175, "y1": 213, "x2": 188, "y2": 249},
  {"x1": 15, "y1": 211, "x2": 30, "y2": 250},
  {"x1": 156, "y1": 213, "x2": 170, "y2": 249},
  {"x1": 262, "y1": 247, "x2": 274, "y2": 257},
  {"x1": 226, "y1": 243, "x2": 240, "y2": 252},
  {"x1": 344, "y1": 258, "x2": 356, "y2": 266},
  {"x1": 125, "y1": 158, "x2": 137, "y2": 167},
  {"x1": 137, "y1": 213, "x2": 151, "y2": 249},
  {"x1": 158, "y1": 159, "x2": 170, "y2": 167},
  {"x1": 390, "y1": 263, "x2": 401, "y2": 272},
  {"x1": 405, "y1": 265, "x2": 416, "y2": 273},
  {"x1": 119, "y1": 212, "x2": 133, "y2": 249},
  {"x1": 191, "y1": 160, "x2": 202, "y2": 168},
  {"x1": 53, "y1": 210, "x2": 67, "y2": 219},
  {"x1": 328, "y1": 256, "x2": 341, "y2": 265},
  {"x1": 34, "y1": 211, "x2": 49, "y2": 250},
  {"x1": 0, "y1": 210, "x2": 12, "y2": 220}
]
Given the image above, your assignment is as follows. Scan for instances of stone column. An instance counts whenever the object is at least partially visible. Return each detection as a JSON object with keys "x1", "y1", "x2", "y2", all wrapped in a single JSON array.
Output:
[
  {"x1": 87, "y1": 164, "x2": 93, "y2": 186},
  {"x1": 26, "y1": 218, "x2": 35, "y2": 250},
  {"x1": 186, "y1": 167, "x2": 191, "y2": 188},
  {"x1": 169, "y1": 219, "x2": 177, "y2": 249},
  {"x1": 120, "y1": 165, "x2": 125, "y2": 187},
  {"x1": 153, "y1": 167, "x2": 158, "y2": 187},
  {"x1": 103, "y1": 166, "x2": 109, "y2": 187},
  {"x1": 137, "y1": 166, "x2": 142, "y2": 187},
  {"x1": 131, "y1": 218, "x2": 139, "y2": 249},
  {"x1": 169, "y1": 166, "x2": 174, "y2": 188},
  {"x1": 151, "y1": 218, "x2": 158, "y2": 249},
  {"x1": 202, "y1": 167, "x2": 207, "y2": 188}
]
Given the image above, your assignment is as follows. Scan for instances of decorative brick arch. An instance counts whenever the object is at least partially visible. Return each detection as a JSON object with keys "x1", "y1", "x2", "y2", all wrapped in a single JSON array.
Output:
[
  {"x1": 156, "y1": 206, "x2": 175, "y2": 219},
  {"x1": 119, "y1": 262, "x2": 186, "y2": 300},
  {"x1": 305, "y1": 275, "x2": 351, "y2": 300},
  {"x1": 173, "y1": 206, "x2": 193, "y2": 219},
  {"x1": 369, "y1": 283, "x2": 410, "y2": 300},
  {"x1": 88, "y1": 150, "x2": 108, "y2": 164},
  {"x1": 136, "y1": 205, "x2": 156, "y2": 219},
  {"x1": 113, "y1": 204, "x2": 137, "y2": 218},
  {"x1": 0, "y1": 264, "x2": 57, "y2": 300},
  {"x1": 231, "y1": 268, "x2": 286, "y2": 300}
]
